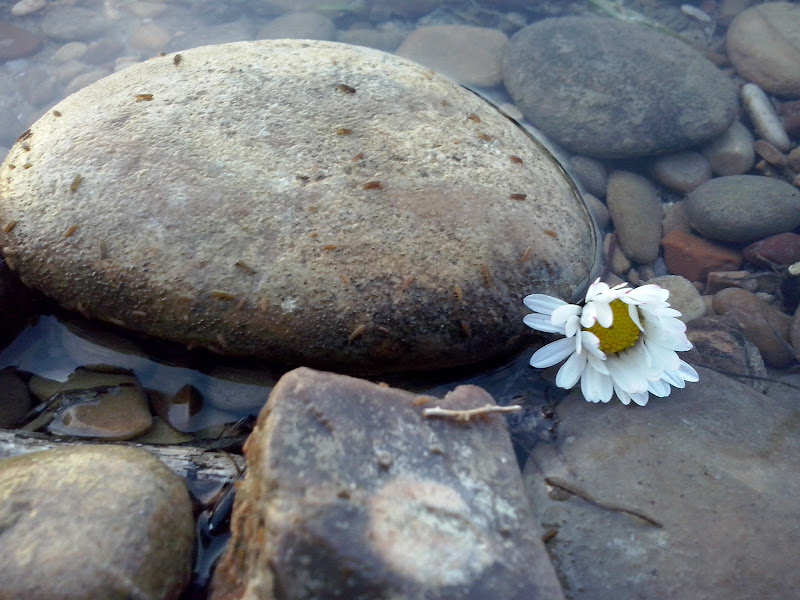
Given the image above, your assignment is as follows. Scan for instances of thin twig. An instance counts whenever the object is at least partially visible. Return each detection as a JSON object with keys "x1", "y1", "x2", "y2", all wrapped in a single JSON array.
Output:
[{"x1": 422, "y1": 404, "x2": 522, "y2": 422}]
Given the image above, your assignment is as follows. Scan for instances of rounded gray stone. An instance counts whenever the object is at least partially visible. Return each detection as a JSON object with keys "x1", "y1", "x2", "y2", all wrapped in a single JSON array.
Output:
[
  {"x1": 685, "y1": 175, "x2": 800, "y2": 244},
  {"x1": 605, "y1": 171, "x2": 663, "y2": 264},
  {"x1": 502, "y1": 17, "x2": 738, "y2": 159},
  {"x1": 0, "y1": 40, "x2": 600, "y2": 374}
]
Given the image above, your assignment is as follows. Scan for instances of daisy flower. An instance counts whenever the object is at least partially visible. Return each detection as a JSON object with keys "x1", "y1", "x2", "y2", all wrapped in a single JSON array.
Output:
[{"x1": 523, "y1": 278, "x2": 699, "y2": 406}]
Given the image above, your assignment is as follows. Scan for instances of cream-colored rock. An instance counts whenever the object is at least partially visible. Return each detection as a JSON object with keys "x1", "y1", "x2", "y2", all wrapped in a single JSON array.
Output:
[
  {"x1": 647, "y1": 274, "x2": 705, "y2": 323},
  {"x1": 702, "y1": 120, "x2": 755, "y2": 176},
  {"x1": 727, "y1": 2, "x2": 800, "y2": 97},
  {"x1": 0, "y1": 40, "x2": 600, "y2": 374},
  {"x1": 129, "y1": 22, "x2": 172, "y2": 52},
  {"x1": 11, "y1": 0, "x2": 46, "y2": 16},
  {"x1": 51, "y1": 41, "x2": 88, "y2": 63},
  {"x1": 397, "y1": 25, "x2": 508, "y2": 87}
]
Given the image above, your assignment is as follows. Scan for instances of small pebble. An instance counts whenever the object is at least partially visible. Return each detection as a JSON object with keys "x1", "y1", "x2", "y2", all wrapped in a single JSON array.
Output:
[
  {"x1": 396, "y1": 25, "x2": 508, "y2": 87},
  {"x1": 569, "y1": 155, "x2": 608, "y2": 198},
  {"x1": 650, "y1": 150, "x2": 712, "y2": 192},
  {"x1": 743, "y1": 232, "x2": 800, "y2": 268},
  {"x1": 741, "y1": 83, "x2": 791, "y2": 152},
  {"x1": 605, "y1": 171, "x2": 662, "y2": 264},
  {"x1": 706, "y1": 270, "x2": 759, "y2": 294},
  {"x1": 661, "y1": 229, "x2": 743, "y2": 283},
  {"x1": 712, "y1": 287, "x2": 794, "y2": 367},
  {"x1": 647, "y1": 274, "x2": 705, "y2": 323},
  {"x1": 11, "y1": 0, "x2": 46, "y2": 16},
  {"x1": 128, "y1": 22, "x2": 172, "y2": 52},
  {"x1": 753, "y1": 139, "x2": 787, "y2": 167},
  {"x1": 702, "y1": 120, "x2": 755, "y2": 176},
  {"x1": 583, "y1": 193, "x2": 609, "y2": 230}
]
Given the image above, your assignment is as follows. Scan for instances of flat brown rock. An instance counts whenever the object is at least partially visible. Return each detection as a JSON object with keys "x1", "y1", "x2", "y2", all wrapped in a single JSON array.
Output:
[
  {"x1": 0, "y1": 39, "x2": 600, "y2": 374},
  {"x1": 211, "y1": 367, "x2": 565, "y2": 600}
]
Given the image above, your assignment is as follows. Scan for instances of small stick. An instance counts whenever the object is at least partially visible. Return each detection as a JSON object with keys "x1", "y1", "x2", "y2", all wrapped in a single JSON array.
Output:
[{"x1": 422, "y1": 403, "x2": 522, "y2": 422}]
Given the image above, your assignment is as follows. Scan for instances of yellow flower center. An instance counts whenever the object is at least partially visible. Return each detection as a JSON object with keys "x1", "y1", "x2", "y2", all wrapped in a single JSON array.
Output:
[{"x1": 584, "y1": 299, "x2": 641, "y2": 354}]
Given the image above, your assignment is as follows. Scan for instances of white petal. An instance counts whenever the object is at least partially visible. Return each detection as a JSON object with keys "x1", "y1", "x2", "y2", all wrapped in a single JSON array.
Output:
[
  {"x1": 523, "y1": 294, "x2": 567, "y2": 314},
  {"x1": 580, "y1": 302, "x2": 598, "y2": 328},
  {"x1": 677, "y1": 360, "x2": 700, "y2": 382},
  {"x1": 581, "y1": 366, "x2": 613, "y2": 402},
  {"x1": 593, "y1": 300, "x2": 613, "y2": 328},
  {"x1": 626, "y1": 284, "x2": 669, "y2": 304},
  {"x1": 581, "y1": 331, "x2": 606, "y2": 360},
  {"x1": 551, "y1": 303, "x2": 581, "y2": 327},
  {"x1": 564, "y1": 315, "x2": 580, "y2": 338},
  {"x1": 587, "y1": 352, "x2": 610, "y2": 375},
  {"x1": 628, "y1": 303, "x2": 643, "y2": 331},
  {"x1": 614, "y1": 384, "x2": 632, "y2": 405},
  {"x1": 523, "y1": 313, "x2": 566, "y2": 334},
  {"x1": 606, "y1": 344, "x2": 650, "y2": 394},
  {"x1": 630, "y1": 391, "x2": 650, "y2": 406},
  {"x1": 647, "y1": 378, "x2": 672, "y2": 397},
  {"x1": 584, "y1": 278, "x2": 608, "y2": 302},
  {"x1": 529, "y1": 337, "x2": 575, "y2": 368},
  {"x1": 556, "y1": 351, "x2": 587, "y2": 389}
]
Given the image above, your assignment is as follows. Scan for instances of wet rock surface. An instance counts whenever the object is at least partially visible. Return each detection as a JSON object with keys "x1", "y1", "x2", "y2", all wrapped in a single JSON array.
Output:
[
  {"x1": 211, "y1": 367, "x2": 565, "y2": 600},
  {"x1": 727, "y1": 2, "x2": 800, "y2": 97},
  {"x1": 0, "y1": 39, "x2": 599, "y2": 374},
  {"x1": 0, "y1": 445, "x2": 194, "y2": 600},
  {"x1": 502, "y1": 17, "x2": 738, "y2": 159},
  {"x1": 523, "y1": 367, "x2": 800, "y2": 600},
  {"x1": 685, "y1": 175, "x2": 800, "y2": 244},
  {"x1": 396, "y1": 25, "x2": 508, "y2": 87}
]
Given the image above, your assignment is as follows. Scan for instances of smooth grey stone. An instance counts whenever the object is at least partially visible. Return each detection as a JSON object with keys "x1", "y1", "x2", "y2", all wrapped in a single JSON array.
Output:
[
  {"x1": 523, "y1": 366, "x2": 800, "y2": 600},
  {"x1": 0, "y1": 445, "x2": 194, "y2": 600},
  {"x1": 606, "y1": 171, "x2": 663, "y2": 264},
  {"x1": 685, "y1": 175, "x2": 800, "y2": 244},
  {"x1": 503, "y1": 17, "x2": 737, "y2": 159},
  {"x1": 211, "y1": 367, "x2": 565, "y2": 600},
  {"x1": 0, "y1": 40, "x2": 600, "y2": 374}
]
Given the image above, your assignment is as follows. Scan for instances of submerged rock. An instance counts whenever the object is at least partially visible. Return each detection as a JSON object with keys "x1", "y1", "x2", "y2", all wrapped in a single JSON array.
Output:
[
  {"x1": 503, "y1": 17, "x2": 737, "y2": 159},
  {"x1": 523, "y1": 367, "x2": 800, "y2": 600},
  {"x1": 0, "y1": 445, "x2": 193, "y2": 600},
  {"x1": 211, "y1": 367, "x2": 565, "y2": 600},
  {"x1": 0, "y1": 39, "x2": 600, "y2": 374}
]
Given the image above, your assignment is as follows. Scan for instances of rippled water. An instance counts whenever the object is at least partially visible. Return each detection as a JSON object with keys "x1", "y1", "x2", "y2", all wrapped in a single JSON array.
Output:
[{"x1": 0, "y1": 0, "x2": 782, "y2": 597}]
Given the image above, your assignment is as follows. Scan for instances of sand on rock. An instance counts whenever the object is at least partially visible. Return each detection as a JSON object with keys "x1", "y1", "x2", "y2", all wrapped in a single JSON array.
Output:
[{"x1": 0, "y1": 40, "x2": 600, "y2": 374}]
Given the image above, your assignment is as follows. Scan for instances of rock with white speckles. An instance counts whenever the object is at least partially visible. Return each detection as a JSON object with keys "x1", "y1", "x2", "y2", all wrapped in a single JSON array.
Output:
[
  {"x1": 0, "y1": 39, "x2": 600, "y2": 374},
  {"x1": 210, "y1": 367, "x2": 565, "y2": 600}
]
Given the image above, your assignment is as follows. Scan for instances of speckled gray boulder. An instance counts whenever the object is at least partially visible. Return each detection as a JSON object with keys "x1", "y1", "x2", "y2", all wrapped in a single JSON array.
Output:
[
  {"x1": 685, "y1": 175, "x2": 800, "y2": 244},
  {"x1": 0, "y1": 40, "x2": 600, "y2": 374},
  {"x1": 503, "y1": 17, "x2": 738, "y2": 159}
]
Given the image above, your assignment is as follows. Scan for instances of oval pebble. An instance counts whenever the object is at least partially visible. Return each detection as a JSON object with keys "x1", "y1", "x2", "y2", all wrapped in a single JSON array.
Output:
[
  {"x1": 685, "y1": 175, "x2": 800, "y2": 244},
  {"x1": 0, "y1": 40, "x2": 600, "y2": 374},
  {"x1": 502, "y1": 17, "x2": 737, "y2": 159}
]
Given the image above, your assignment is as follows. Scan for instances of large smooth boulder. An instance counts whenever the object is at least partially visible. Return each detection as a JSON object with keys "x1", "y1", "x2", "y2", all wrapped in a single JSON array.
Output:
[
  {"x1": 0, "y1": 39, "x2": 600, "y2": 374},
  {"x1": 503, "y1": 17, "x2": 738, "y2": 159}
]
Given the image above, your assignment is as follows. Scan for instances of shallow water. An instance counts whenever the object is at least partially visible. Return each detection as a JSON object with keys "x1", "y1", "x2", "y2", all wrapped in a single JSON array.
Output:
[{"x1": 0, "y1": 0, "x2": 794, "y2": 598}]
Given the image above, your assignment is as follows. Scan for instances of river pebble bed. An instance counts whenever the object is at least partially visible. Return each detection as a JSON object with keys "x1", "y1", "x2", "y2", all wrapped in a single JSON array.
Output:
[{"x1": 0, "y1": 1, "x2": 799, "y2": 599}]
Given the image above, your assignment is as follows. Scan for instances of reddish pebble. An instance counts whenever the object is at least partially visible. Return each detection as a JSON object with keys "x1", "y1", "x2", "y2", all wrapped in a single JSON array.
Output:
[
  {"x1": 743, "y1": 232, "x2": 800, "y2": 268},
  {"x1": 661, "y1": 229, "x2": 742, "y2": 283}
]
